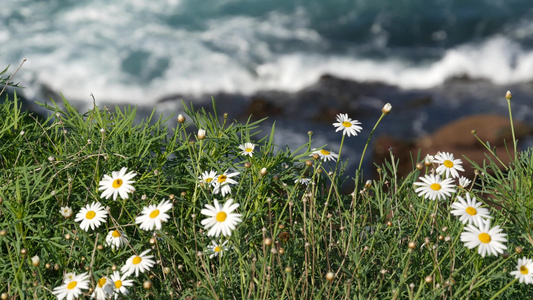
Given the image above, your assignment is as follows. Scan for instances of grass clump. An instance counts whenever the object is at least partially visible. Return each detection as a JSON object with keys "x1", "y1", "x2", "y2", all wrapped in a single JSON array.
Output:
[{"x1": 1, "y1": 88, "x2": 533, "y2": 299}]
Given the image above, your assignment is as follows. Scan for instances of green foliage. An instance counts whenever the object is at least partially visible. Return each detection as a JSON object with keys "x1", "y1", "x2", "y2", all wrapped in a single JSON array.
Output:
[{"x1": 0, "y1": 92, "x2": 532, "y2": 299}]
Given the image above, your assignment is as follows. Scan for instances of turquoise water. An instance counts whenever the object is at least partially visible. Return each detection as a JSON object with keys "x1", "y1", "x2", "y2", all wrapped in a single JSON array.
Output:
[{"x1": 2, "y1": 0, "x2": 533, "y2": 103}]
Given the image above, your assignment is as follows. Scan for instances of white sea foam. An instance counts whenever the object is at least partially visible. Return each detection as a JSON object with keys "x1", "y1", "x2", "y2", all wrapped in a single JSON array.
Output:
[{"x1": 2, "y1": 0, "x2": 533, "y2": 106}]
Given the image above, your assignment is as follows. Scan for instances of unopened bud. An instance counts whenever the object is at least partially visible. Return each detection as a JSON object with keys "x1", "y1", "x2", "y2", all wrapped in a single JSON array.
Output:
[
  {"x1": 260, "y1": 168, "x2": 267, "y2": 176},
  {"x1": 177, "y1": 114, "x2": 186, "y2": 123},
  {"x1": 197, "y1": 129, "x2": 206, "y2": 140},
  {"x1": 382, "y1": 103, "x2": 392, "y2": 114},
  {"x1": 325, "y1": 272, "x2": 335, "y2": 282},
  {"x1": 31, "y1": 255, "x2": 40, "y2": 267},
  {"x1": 143, "y1": 280, "x2": 152, "y2": 289},
  {"x1": 505, "y1": 90, "x2": 512, "y2": 100}
]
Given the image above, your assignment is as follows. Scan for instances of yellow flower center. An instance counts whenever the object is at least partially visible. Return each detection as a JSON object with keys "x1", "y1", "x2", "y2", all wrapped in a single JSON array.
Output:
[
  {"x1": 112, "y1": 230, "x2": 121, "y2": 238},
  {"x1": 67, "y1": 281, "x2": 78, "y2": 290},
  {"x1": 205, "y1": 178, "x2": 213, "y2": 183},
  {"x1": 112, "y1": 178, "x2": 123, "y2": 188},
  {"x1": 218, "y1": 175, "x2": 227, "y2": 183},
  {"x1": 443, "y1": 160, "x2": 454, "y2": 168},
  {"x1": 342, "y1": 121, "x2": 352, "y2": 128},
  {"x1": 216, "y1": 211, "x2": 227, "y2": 222},
  {"x1": 214, "y1": 246, "x2": 221, "y2": 252},
  {"x1": 132, "y1": 256, "x2": 142, "y2": 265},
  {"x1": 478, "y1": 233, "x2": 491, "y2": 244},
  {"x1": 115, "y1": 280, "x2": 123, "y2": 289},
  {"x1": 466, "y1": 207, "x2": 477, "y2": 216},
  {"x1": 521, "y1": 266, "x2": 529, "y2": 275},
  {"x1": 98, "y1": 277, "x2": 106, "y2": 288},
  {"x1": 320, "y1": 149, "x2": 330, "y2": 155},
  {"x1": 245, "y1": 148, "x2": 253, "y2": 152},
  {"x1": 430, "y1": 183, "x2": 441, "y2": 191},
  {"x1": 86, "y1": 211, "x2": 96, "y2": 219},
  {"x1": 149, "y1": 209, "x2": 160, "y2": 219}
]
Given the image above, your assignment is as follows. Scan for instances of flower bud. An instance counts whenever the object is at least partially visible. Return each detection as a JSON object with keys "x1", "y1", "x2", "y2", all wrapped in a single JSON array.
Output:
[
  {"x1": 31, "y1": 255, "x2": 40, "y2": 267},
  {"x1": 325, "y1": 272, "x2": 335, "y2": 282},
  {"x1": 365, "y1": 180, "x2": 372, "y2": 188},
  {"x1": 143, "y1": 280, "x2": 152, "y2": 289},
  {"x1": 408, "y1": 241, "x2": 416, "y2": 249},
  {"x1": 260, "y1": 167, "x2": 267, "y2": 176},
  {"x1": 425, "y1": 275, "x2": 433, "y2": 283},
  {"x1": 197, "y1": 129, "x2": 206, "y2": 140},
  {"x1": 177, "y1": 114, "x2": 186, "y2": 123},
  {"x1": 505, "y1": 90, "x2": 512, "y2": 100},
  {"x1": 382, "y1": 103, "x2": 392, "y2": 114},
  {"x1": 264, "y1": 238, "x2": 273, "y2": 246}
]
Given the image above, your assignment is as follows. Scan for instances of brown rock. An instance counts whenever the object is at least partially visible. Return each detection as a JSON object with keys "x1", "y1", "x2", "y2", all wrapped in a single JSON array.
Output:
[{"x1": 373, "y1": 114, "x2": 532, "y2": 178}]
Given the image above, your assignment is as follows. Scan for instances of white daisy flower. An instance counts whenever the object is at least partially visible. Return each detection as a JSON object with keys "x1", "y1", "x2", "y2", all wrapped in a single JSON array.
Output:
[
  {"x1": 74, "y1": 202, "x2": 108, "y2": 231},
  {"x1": 199, "y1": 170, "x2": 218, "y2": 188},
  {"x1": 110, "y1": 271, "x2": 134, "y2": 299},
  {"x1": 413, "y1": 174, "x2": 456, "y2": 201},
  {"x1": 213, "y1": 170, "x2": 239, "y2": 197},
  {"x1": 201, "y1": 198, "x2": 242, "y2": 237},
  {"x1": 238, "y1": 142, "x2": 255, "y2": 157},
  {"x1": 510, "y1": 257, "x2": 533, "y2": 284},
  {"x1": 295, "y1": 177, "x2": 311, "y2": 185},
  {"x1": 98, "y1": 167, "x2": 137, "y2": 201},
  {"x1": 206, "y1": 240, "x2": 230, "y2": 258},
  {"x1": 332, "y1": 113, "x2": 363, "y2": 137},
  {"x1": 105, "y1": 230, "x2": 128, "y2": 250},
  {"x1": 450, "y1": 194, "x2": 492, "y2": 228},
  {"x1": 60, "y1": 206, "x2": 73, "y2": 218},
  {"x1": 434, "y1": 152, "x2": 465, "y2": 179},
  {"x1": 91, "y1": 276, "x2": 115, "y2": 300},
  {"x1": 135, "y1": 199, "x2": 173, "y2": 231},
  {"x1": 52, "y1": 272, "x2": 90, "y2": 300},
  {"x1": 460, "y1": 221, "x2": 507, "y2": 257},
  {"x1": 458, "y1": 176, "x2": 472, "y2": 188},
  {"x1": 311, "y1": 149, "x2": 339, "y2": 162},
  {"x1": 121, "y1": 250, "x2": 156, "y2": 277}
]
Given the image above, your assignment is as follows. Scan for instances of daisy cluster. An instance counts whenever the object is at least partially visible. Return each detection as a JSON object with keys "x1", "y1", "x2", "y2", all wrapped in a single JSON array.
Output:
[
  {"x1": 414, "y1": 152, "x2": 533, "y2": 284},
  {"x1": 54, "y1": 163, "x2": 246, "y2": 299}
]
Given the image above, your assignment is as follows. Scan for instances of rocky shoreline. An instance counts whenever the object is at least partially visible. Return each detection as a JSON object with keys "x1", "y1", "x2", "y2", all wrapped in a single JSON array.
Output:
[{"x1": 9, "y1": 74, "x2": 533, "y2": 180}]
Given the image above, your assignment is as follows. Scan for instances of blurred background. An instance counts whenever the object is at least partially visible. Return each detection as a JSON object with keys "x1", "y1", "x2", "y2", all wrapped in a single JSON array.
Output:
[{"x1": 3, "y1": 0, "x2": 533, "y2": 178}]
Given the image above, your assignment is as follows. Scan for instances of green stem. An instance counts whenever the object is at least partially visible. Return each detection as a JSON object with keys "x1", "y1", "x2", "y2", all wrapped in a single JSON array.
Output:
[
  {"x1": 358, "y1": 113, "x2": 385, "y2": 173},
  {"x1": 507, "y1": 98, "x2": 517, "y2": 160},
  {"x1": 472, "y1": 132, "x2": 508, "y2": 170}
]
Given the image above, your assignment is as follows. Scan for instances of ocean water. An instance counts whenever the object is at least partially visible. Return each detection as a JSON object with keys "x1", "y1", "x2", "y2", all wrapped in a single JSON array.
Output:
[{"x1": 2, "y1": 0, "x2": 533, "y2": 105}]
